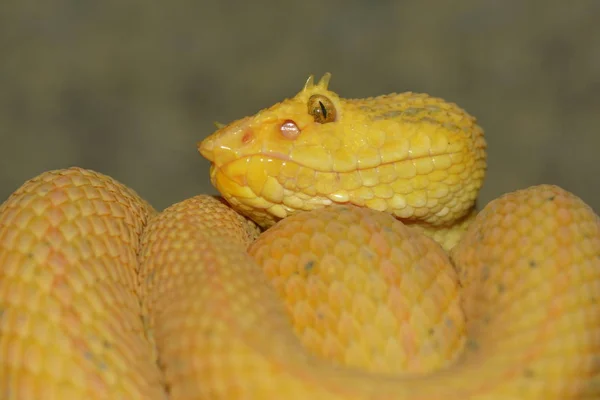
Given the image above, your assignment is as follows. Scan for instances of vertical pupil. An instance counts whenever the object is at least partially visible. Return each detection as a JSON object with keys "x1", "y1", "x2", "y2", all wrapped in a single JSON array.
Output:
[{"x1": 319, "y1": 101, "x2": 327, "y2": 119}]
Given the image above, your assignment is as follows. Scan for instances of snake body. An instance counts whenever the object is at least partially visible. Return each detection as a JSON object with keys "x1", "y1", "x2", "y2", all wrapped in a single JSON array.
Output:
[{"x1": 1, "y1": 74, "x2": 599, "y2": 399}]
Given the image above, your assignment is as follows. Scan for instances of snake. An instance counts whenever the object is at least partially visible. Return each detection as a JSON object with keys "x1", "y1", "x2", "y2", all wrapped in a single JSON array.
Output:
[{"x1": 0, "y1": 73, "x2": 599, "y2": 399}]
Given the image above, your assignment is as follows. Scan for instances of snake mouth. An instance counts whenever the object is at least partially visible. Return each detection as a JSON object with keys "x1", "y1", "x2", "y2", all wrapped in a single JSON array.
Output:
[
  {"x1": 213, "y1": 150, "x2": 461, "y2": 175},
  {"x1": 210, "y1": 150, "x2": 465, "y2": 208},
  {"x1": 209, "y1": 146, "x2": 482, "y2": 229}
]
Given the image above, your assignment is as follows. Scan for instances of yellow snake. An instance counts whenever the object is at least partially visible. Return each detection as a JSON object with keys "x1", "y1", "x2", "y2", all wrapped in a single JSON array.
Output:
[{"x1": 1, "y1": 73, "x2": 599, "y2": 399}]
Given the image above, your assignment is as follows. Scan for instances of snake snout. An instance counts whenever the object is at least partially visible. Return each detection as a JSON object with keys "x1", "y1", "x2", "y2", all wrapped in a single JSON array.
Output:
[
  {"x1": 198, "y1": 135, "x2": 215, "y2": 161},
  {"x1": 198, "y1": 116, "x2": 254, "y2": 166}
]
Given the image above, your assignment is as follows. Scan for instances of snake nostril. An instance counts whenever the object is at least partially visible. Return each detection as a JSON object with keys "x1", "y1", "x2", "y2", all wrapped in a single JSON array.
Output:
[{"x1": 241, "y1": 130, "x2": 254, "y2": 145}]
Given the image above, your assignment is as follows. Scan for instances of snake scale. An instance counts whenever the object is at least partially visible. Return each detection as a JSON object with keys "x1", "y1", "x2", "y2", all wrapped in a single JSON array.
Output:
[{"x1": 0, "y1": 73, "x2": 599, "y2": 399}]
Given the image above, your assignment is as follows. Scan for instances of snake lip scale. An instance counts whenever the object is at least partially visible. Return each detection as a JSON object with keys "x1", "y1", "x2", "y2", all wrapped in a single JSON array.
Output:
[
  {"x1": 206, "y1": 148, "x2": 458, "y2": 173},
  {"x1": 0, "y1": 73, "x2": 599, "y2": 399}
]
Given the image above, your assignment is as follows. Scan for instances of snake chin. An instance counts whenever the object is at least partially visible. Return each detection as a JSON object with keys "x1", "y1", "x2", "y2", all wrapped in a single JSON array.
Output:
[{"x1": 210, "y1": 164, "x2": 336, "y2": 229}]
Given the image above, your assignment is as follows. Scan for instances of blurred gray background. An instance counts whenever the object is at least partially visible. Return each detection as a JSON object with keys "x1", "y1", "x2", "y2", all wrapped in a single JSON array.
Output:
[{"x1": 1, "y1": 0, "x2": 598, "y2": 213}]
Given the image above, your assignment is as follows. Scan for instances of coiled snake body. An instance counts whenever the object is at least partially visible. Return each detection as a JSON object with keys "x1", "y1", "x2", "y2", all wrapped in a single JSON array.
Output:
[{"x1": 1, "y1": 74, "x2": 599, "y2": 399}]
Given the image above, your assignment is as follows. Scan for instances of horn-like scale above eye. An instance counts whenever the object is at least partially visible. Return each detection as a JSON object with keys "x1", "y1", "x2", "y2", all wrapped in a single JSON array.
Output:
[{"x1": 308, "y1": 94, "x2": 337, "y2": 124}]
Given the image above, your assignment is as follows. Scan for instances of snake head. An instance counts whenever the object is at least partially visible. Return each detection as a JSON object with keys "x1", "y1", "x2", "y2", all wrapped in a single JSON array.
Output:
[{"x1": 199, "y1": 73, "x2": 487, "y2": 229}]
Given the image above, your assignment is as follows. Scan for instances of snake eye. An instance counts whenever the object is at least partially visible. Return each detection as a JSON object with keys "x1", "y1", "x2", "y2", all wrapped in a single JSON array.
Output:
[{"x1": 308, "y1": 95, "x2": 336, "y2": 124}]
